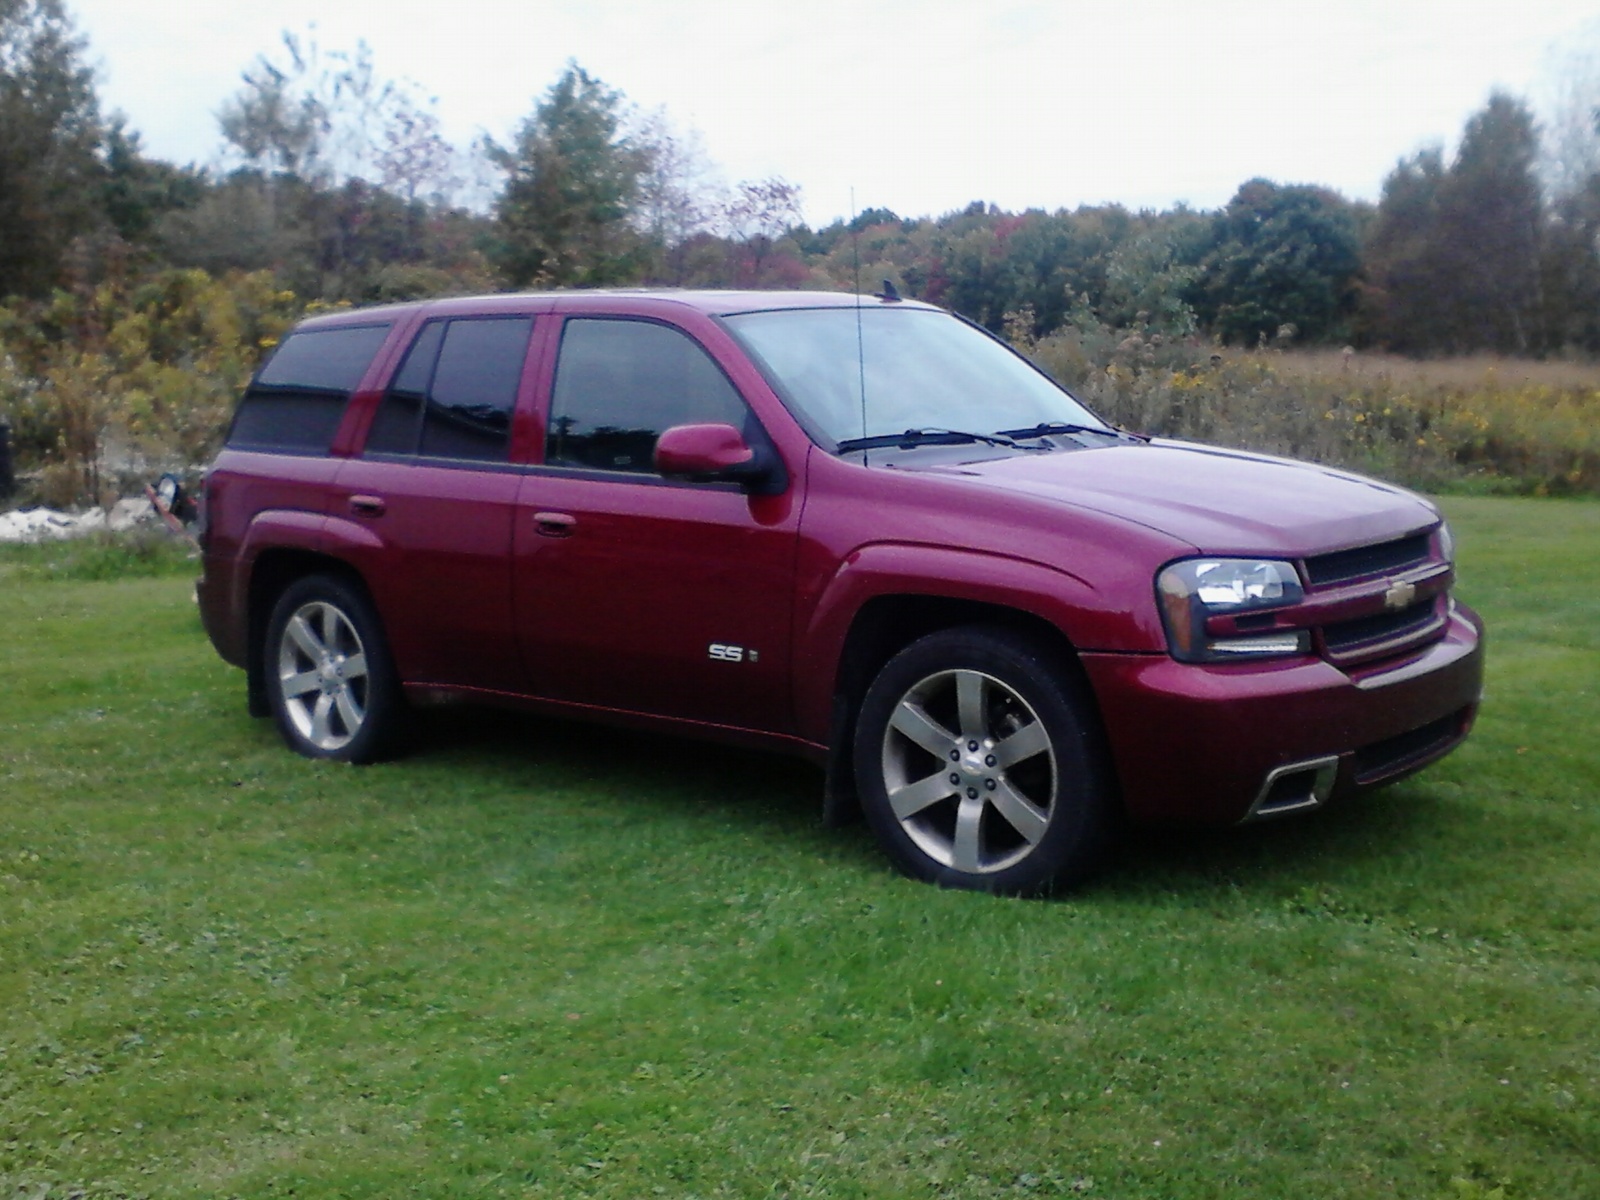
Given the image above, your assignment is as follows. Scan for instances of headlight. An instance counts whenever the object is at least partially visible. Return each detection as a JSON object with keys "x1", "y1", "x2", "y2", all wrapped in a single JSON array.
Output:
[
  {"x1": 1157, "y1": 558, "x2": 1310, "y2": 663},
  {"x1": 1436, "y1": 520, "x2": 1455, "y2": 566}
]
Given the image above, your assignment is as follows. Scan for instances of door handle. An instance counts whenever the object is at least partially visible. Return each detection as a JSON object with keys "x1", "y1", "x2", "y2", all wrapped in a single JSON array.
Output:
[
  {"x1": 533, "y1": 511, "x2": 577, "y2": 538},
  {"x1": 349, "y1": 494, "x2": 386, "y2": 518}
]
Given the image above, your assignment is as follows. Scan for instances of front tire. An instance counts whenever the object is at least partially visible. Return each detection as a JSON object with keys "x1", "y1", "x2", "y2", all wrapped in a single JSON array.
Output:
[
  {"x1": 264, "y1": 574, "x2": 404, "y2": 764},
  {"x1": 853, "y1": 626, "x2": 1111, "y2": 895}
]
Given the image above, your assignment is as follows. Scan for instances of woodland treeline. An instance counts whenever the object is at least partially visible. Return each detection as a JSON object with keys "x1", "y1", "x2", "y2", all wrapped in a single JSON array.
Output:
[{"x1": 3, "y1": 0, "x2": 1600, "y2": 502}]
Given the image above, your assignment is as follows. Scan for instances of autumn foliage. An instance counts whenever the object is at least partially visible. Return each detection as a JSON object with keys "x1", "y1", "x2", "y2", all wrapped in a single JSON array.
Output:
[{"x1": 3, "y1": 4, "x2": 1600, "y2": 502}]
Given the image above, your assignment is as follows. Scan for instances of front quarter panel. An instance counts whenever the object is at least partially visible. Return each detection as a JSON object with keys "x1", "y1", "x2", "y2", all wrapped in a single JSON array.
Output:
[{"x1": 791, "y1": 449, "x2": 1189, "y2": 743}]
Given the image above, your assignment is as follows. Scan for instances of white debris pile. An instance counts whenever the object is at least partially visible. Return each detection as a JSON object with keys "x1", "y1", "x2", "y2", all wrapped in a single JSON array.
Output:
[{"x1": 0, "y1": 497, "x2": 156, "y2": 543}]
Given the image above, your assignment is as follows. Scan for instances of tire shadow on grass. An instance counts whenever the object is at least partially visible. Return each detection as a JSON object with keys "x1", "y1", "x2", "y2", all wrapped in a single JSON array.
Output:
[
  {"x1": 1092, "y1": 779, "x2": 1459, "y2": 900},
  {"x1": 329, "y1": 704, "x2": 1471, "y2": 900},
  {"x1": 409, "y1": 704, "x2": 837, "y2": 822}
]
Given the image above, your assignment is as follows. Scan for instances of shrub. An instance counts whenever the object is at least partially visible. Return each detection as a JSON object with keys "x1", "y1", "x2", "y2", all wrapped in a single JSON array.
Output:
[
  {"x1": 1025, "y1": 326, "x2": 1600, "y2": 496},
  {"x1": 0, "y1": 269, "x2": 302, "y2": 504}
]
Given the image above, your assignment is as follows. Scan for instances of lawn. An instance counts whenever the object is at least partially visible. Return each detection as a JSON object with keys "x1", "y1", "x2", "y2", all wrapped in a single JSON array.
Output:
[{"x1": 1, "y1": 498, "x2": 1596, "y2": 1199}]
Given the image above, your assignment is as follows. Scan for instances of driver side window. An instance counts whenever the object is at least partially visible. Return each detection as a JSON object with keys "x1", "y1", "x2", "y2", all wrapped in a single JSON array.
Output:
[{"x1": 546, "y1": 318, "x2": 749, "y2": 473}]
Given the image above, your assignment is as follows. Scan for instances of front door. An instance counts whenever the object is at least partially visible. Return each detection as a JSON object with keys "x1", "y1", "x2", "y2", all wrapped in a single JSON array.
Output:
[{"x1": 512, "y1": 316, "x2": 800, "y2": 734}]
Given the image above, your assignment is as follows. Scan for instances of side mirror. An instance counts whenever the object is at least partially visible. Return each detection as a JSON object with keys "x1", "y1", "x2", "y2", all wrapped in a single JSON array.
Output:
[
  {"x1": 152, "y1": 471, "x2": 198, "y2": 522},
  {"x1": 655, "y1": 423, "x2": 775, "y2": 489},
  {"x1": 155, "y1": 472, "x2": 184, "y2": 511}
]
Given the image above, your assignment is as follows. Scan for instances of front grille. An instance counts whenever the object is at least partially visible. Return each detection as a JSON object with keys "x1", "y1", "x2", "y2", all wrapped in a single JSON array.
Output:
[
  {"x1": 1294, "y1": 530, "x2": 1450, "y2": 670},
  {"x1": 1322, "y1": 601, "x2": 1442, "y2": 655},
  {"x1": 1352, "y1": 709, "x2": 1467, "y2": 784},
  {"x1": 1304, "y1": 532, "x2": 1431, "y2": 587}
]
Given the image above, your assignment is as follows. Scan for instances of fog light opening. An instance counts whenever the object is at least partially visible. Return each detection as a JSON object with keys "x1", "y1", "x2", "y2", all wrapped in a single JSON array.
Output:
[{"x1": 1245, "y1": 756, "x2": 1340, "y2": 821}]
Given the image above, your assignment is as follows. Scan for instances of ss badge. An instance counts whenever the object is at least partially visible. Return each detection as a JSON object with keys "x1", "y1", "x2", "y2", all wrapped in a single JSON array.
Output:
[{"x1": 709, "y1": 643, "x2": 757, "y2": 663}]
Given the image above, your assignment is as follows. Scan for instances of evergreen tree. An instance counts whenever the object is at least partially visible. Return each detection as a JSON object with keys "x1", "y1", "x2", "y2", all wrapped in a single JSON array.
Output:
[{"x1": 488, "y1": 64, "x2": 649, "y2": 287}]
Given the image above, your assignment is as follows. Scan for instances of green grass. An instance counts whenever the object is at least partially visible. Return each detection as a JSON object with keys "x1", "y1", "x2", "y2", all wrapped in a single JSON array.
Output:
[
  {"x1": 1, "y1": 498, "x2": 1597, "y2": 1198},
  {"x1": 0, "y1": 526, "x2": 198, "y2": 582}
]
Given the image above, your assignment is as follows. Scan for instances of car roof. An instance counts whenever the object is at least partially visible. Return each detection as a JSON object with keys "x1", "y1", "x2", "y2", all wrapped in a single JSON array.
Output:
[{"x1": 292, "y1": 289, "x2": 939, "y2": 330}]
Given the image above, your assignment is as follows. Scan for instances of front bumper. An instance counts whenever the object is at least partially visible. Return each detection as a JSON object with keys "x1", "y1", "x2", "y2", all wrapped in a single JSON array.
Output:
[{"x1": 1080, "y1": 602, "x2": 1485, "y2": 826}]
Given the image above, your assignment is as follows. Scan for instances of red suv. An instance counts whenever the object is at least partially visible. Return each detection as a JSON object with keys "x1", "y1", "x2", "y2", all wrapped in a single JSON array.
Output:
[{"x1": 197, "y1": 290, "x2": 1484, "y2": 894}]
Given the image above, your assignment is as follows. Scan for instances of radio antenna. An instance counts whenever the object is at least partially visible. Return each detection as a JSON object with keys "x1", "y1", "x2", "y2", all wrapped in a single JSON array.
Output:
[{"x1": 851, "y1": 189, "x2": 869, "y2": 463}]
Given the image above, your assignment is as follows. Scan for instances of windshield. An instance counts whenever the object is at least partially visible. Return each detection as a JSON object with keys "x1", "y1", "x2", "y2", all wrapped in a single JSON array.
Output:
[{"x1": 723, "y1": 306, "x2": 1108, "y2": 450}]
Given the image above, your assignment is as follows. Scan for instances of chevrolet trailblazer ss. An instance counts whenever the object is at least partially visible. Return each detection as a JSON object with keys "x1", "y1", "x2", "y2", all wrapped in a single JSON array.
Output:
[{"x1": 197, "y1": 291, "x2": 1483, "y2": 894}]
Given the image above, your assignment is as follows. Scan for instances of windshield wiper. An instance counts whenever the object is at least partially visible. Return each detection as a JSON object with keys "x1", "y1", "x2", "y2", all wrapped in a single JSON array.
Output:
[
  {"x1": 835, "y1": 427, "x2": 1034, "y2": 454},
  {"x1": 994, "y1": 420, "x2": 1140, "y2": 442}
]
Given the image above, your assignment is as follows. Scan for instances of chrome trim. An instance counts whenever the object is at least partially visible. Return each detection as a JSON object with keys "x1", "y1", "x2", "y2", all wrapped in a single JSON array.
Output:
[
  {"x1": 1324, "y1": 611, "x2": 1447, "y2": 666},
  {"x1": 1241, "y1": 755, "x2": 1340, "y2": 822}
]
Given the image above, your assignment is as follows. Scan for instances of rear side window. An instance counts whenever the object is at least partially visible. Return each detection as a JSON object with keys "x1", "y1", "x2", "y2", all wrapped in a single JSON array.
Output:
[
  {"x1": 365, "y1": 317, "x2": 533, "y2": 462},
  {"x1": 227, "y1": 325, "x2": 391, "y2": 453},
  {"x1": 547, "y1": 318, "x2": 748, "y2": 473}
]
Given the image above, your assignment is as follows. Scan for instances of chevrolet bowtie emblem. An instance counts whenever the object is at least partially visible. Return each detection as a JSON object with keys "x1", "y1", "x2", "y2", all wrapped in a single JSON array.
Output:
[{"x1": 1383, "y1": 579, "x2": 1417, "y2": 611}]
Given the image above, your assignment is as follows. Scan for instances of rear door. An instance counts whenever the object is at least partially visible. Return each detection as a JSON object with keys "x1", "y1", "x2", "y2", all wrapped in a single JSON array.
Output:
[
  {"x1": 512, "y1": 314, "x2": 801, "y2": 733},
  {"x1": 335, "y1": 313, "x2": 540, "y2": 693}
]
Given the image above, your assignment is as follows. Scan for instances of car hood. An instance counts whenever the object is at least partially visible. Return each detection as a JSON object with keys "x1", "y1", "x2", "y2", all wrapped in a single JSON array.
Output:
[{"x1": 909, "y1": 440, "x2": 1438, "y2": 556}]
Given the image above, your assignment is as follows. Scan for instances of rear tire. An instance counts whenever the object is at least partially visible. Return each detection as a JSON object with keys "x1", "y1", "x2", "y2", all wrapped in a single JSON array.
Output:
[
  {"x1": 853, "y1": 626, "x2": 1111, "y2": 895},
  {"x1": 264, "y1": 574, "x2": 405, "y2": 764}
]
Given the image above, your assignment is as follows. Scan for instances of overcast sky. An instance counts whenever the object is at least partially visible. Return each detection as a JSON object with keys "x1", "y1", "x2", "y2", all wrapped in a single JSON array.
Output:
[{"x1": 67, "y1": 0, "x2": 1600, "y2": 226}]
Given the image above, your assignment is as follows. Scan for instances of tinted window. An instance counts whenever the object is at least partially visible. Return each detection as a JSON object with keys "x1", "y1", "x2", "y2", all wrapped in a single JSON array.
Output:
[
  {"x1": 257, "y1": 325, "x2": 391, "y2": 391},
  {"x1": 365, "y1": 321, "x2": 445, "y2": 456},
  {"x1": 547, "y1": 319, "x2": 748, "y2": 473},
  {"x1": 364, "y1": 317, "x2": 532, "y2": 462},
  {"x1": 228, "y1": 324, "x2": 390, "y2": 453},
  {"x1": 422, "y1": 318, "x2": 532, "y2": 461}
]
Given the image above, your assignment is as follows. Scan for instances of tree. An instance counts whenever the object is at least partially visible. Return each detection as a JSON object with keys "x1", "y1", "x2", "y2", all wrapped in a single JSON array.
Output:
[
  {"x1": 154, "y1": 170, "x2": 315, "y2": 282},
  {"x1": 1437, "y1": 93, "x2": 1544, "y2": 352},
  {"x1": 218, "y1": 30, "x2": 463, "y2": 207},
  {"x1": 0, "y1": 0, "x2": 103, "y2": 298},
  {"x1": 1361, "y1": 148, "x2": 1447, "y2": 350},
  {"x1": 98, "y1": 116, "x2": 204, "y2": 244},
  {"x1": 1535, "y1": 26, "x2": 1600, "y2": 351},
  {"x1": 631, "y1": 111, "x2": 725, "y2": 285},
  {"x1": 216, "y1": 31, "x2": 331, "y2": 181},
  {"x1": 1366, "y1": 94, "x2": 1544, "y2": 353},
  {"x1": 719, "y1": 176, "x2": 805, "y2": 287},
  {"x1": 1540, "y1": 172, "x2": 1600, "y2": 352},
  {"x1": 1191, "y1": 179, "x2": 1362, "y2": 345},
  {"x1": 373, "y1": 89, "x2": 458, "y2": 206},
  {"x1": 1099, "y1": 210, "x2": 1208, "y2": 335},
  {"x1": 488, "y1": 63, "x2": 649, "y2": 287},
  {"x1": 208, "y1": 30, "x2": 475, "y2": 299},
  {"x1": 1536, "y1": 27, "x2": 1600, "y2": 201}
]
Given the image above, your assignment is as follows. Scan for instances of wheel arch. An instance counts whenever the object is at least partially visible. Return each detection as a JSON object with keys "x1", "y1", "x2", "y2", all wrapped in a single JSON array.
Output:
[
  {"x1": 245, "y1": 548, "x2": 373, "y2": 718},
  {"x1": 849, "y1": 618, "x2": 1118, "y2": 893},
  {"x1": 821, "y1": 592, "x2": 1115, "y2": 826}
]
